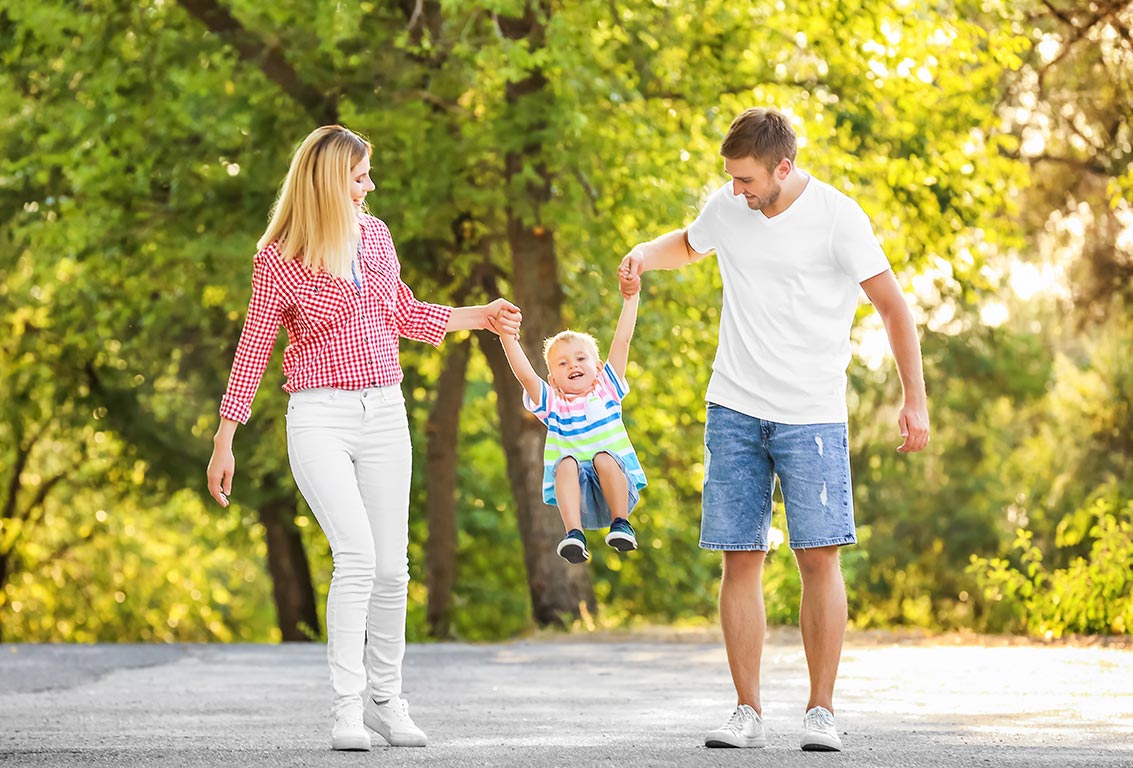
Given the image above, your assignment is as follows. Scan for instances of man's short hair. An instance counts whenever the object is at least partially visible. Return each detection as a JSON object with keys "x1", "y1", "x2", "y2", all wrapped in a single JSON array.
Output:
[{"x1": 720, "y1": 108, "x2": 797, "y2": 170}]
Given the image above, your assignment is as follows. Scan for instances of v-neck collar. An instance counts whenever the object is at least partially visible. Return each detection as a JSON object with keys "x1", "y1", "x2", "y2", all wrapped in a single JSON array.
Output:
[{"x1": 754, "y1": 172, "x2": 812, "y2": 223}]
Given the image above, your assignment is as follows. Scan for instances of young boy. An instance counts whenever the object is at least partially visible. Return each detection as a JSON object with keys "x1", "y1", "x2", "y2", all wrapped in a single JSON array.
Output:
[{"x1": 498, "y1": 286, "x2": 646, "y2": 563}]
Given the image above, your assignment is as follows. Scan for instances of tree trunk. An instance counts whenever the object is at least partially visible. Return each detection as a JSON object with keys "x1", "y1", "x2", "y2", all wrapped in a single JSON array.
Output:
[
  {"x1": 489, "y1": 1, "x2": 595, "y2": 626},
  {"x1": 258, "y1": 492, "x2": 320, "y2": 641},
  {"x1": 425, "y1": 336, "x2": 472, "y2": 638},
  {"x1": 0, "y1": 551, "x2": 8, "y2": 642}
]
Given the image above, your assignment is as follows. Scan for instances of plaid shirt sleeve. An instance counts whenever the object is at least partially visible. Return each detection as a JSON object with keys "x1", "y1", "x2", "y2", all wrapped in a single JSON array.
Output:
[
  {"x1": 393, "y1": 278, "x2": 451, "y2": 347},
  {"x1": 219, "y1": 253, "x2": 282, "y2": 424}
]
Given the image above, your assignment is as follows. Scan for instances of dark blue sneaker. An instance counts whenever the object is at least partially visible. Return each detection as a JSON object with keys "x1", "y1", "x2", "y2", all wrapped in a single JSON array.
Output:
[
  {"x1": 556, "y1": 529, "x2": 590, "y2": 564},
  {"x1": 605, "y1": 517, "x2": 637, "y2": 552}
]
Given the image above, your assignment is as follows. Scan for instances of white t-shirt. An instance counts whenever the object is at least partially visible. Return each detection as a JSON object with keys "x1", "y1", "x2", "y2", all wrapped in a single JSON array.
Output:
[{"x1": 686, "y1": 175, "x2": 891, "y2": 424}]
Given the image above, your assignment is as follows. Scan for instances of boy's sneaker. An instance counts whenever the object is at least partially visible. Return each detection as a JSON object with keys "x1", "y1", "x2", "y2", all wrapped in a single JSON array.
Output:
[
  {"x1": 604, "y1": 517, "x2": 638, "y2": 552},
  {"x1": 800, "y1": 705, "x2": 842, "y2": 751},
  {"x1": 363, "y1": 695, "x2": 427, "y2": 747},
  {"x1": 705, "y1": 704, "x2": 768, "y2": 748},
  {"x1": 556, "y1": 529, "x2": 590, "y2": 563},
  {"x1": 331, "y1": 705, "x2": 371, "y2": 751}
]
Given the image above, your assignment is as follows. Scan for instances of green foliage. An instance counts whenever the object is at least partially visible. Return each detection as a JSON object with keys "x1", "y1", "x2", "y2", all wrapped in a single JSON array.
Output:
[
  {"x1": 4, "y1": 0, "x2": 1127, "y2": 645},
  {"x1": 964, "y1": 305, "x2": 1133, "y2": 638},
  {"x1": 969, "y1": 495, "x2": 1133, "y2": 638}
]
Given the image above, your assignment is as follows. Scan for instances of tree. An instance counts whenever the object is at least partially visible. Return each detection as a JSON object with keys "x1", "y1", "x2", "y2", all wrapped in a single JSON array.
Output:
[
  {"x1": 1002, "y1": 0, "x2": 1133, "y2": 316},
  {"x1": 3, "y1": 0, "x2": 1052, "y2": 641}
]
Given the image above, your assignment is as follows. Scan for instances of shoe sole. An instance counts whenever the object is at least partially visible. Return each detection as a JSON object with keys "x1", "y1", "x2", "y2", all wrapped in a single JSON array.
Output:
[
  {"x1": 801, "y1": 740, "x2": 842, "y2": 752},
  {"x1": 331, "y1": 735, "x2": 372, "y2": 751},
  {"x1": 364, "y1": 723, "x2": 427, "y2": 748},
  {"x1": 604, "y1": 532, "x2": 637, "y2": 551},
  {"x1": 705, "y1": 738, "x2": 768, "y2": 748},
  {"x1": 374, "y1": 734, "x2": 426, "y2": 748},
  {"x1": 557, "y1": 540, "x2": 590, "y2": 563}
]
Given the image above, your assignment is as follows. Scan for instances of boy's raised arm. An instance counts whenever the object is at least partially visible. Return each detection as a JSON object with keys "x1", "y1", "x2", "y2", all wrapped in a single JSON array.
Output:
[
  {"x1": 607, "y1": 292, "x2": 640, "y2": 381},
  {"x1": 500, "y1": 333, "x2": 545, "y2": 404}
]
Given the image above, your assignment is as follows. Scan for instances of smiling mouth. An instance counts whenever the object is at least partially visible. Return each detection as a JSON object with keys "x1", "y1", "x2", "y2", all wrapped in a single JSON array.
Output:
[{"x1": 568, "y1": 371, "x2": 583, "y2": 380}]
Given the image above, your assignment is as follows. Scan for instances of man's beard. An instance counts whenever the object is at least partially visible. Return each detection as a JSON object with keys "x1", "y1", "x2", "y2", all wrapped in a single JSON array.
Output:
[{"x1": 745, "y1": 186, "x2": 781, "y2": 211}]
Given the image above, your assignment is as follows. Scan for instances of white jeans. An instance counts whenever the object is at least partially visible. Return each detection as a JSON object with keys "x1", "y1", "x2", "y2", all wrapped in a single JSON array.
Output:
[{"x1": 286, "y1": 386, "x2": 411, "y2": 713}]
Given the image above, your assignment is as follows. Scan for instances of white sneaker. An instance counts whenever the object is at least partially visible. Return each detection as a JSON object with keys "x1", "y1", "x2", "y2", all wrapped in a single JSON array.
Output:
[
  {"x1": 330, "y1": 706, "x2": 371, "y2": 751},
  {"x1": 704, "y1": 704, "x2": 768, "y2": 748},
  {"x1": 801, "y1": 705, "x2": 842, "y2": 751},
  {"x1": 364, "y1": 695, "x2": 427, "y2": 747}
]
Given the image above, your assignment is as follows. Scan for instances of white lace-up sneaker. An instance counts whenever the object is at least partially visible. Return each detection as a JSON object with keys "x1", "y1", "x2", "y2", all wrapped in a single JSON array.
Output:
[
  {"x1": 330, "y1": 705, "x2": 371, "y2": 751},
  {"x1": 704, "y1": 704, "x2": 768, "y2": 748},
  {"x1": 364, "y1": 695, "x2": 427, "y2": 747},
  {"x1": 801, "y1": 705, "x2": 842, "y2": 751}
]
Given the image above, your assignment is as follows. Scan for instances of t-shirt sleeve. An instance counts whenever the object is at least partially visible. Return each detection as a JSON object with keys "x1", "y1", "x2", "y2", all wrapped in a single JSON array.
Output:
[
  {"x1": 686, "y1": 187, "x2": 723, "y2": 255},
  {"x1": 599, "y1": 361, "x2": 629, "y2": 403},
  {"x1": 522, "y1": 379, "x2": 555, "y2": 424},
  {"x1": 831, "y1": 200, "x2": 891, "y2": 283}
]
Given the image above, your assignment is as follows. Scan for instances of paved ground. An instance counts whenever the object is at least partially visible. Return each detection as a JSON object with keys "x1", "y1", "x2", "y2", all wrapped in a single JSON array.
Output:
[{"x1": 1, "y1": 631, "x2": 1131, "y2": 767}]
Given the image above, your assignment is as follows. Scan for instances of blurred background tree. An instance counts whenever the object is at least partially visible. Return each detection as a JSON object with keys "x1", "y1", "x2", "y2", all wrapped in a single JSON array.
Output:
[{"x1": 1, "y1": 0, "x2": 1128, "y2": 642}]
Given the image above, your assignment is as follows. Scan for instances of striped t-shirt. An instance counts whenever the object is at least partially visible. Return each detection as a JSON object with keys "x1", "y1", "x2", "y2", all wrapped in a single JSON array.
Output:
[{"x1": 522, "y1": 361, "x2": 647, "y2": 507}]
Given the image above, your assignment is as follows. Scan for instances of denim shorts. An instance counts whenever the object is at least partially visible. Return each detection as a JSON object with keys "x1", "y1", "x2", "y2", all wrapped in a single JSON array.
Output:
[
  {"x1": 700, "y1": 404, "x2": 856, "y2": 551},
  {"x1": 553, "y1": 453, "x2": 640, "y2": 531}
]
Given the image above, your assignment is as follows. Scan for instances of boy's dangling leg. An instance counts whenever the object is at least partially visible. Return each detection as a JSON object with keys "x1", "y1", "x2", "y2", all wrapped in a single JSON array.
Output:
[
  {"x1": 554, "y1": 457, "x2": 589, "y2": 563},
  {"x1": 594, "y1": 452, "x2": 637, "y2": 551},
  {"x1": 554, "y1": 456, "x2": 583, "y2": 531}
]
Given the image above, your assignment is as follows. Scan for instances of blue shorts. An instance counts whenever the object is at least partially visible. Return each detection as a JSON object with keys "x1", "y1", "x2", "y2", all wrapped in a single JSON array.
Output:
[
  {"x1": 700, "y1": 404, "x2": 856, "y2": 551},
  {"x1": 553, "y1": 453, "x2": 640, "y2": 531}
]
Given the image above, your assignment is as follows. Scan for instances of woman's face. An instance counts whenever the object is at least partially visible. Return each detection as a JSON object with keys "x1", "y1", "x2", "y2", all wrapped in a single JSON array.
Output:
[{"x1": 350, "y1": 155, "x2": 375, "y2": 209}]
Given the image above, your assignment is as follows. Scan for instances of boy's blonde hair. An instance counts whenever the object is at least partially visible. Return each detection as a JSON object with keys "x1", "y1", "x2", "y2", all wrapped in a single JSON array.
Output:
[
  {"x1": 258, "y1": 125, "x2": 372, "y2": 279},
  {"x1": 543, "y1": 330, "x2": 601, "y2": 369}
]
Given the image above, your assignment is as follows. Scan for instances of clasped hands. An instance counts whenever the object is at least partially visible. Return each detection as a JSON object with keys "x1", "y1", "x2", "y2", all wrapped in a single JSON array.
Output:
[
  {"x1": 485, "y1": 298, "x2": 522, "y2": 338},
  {"x1": 487, "y1": 258, "x2": 642, "y2": 341}
]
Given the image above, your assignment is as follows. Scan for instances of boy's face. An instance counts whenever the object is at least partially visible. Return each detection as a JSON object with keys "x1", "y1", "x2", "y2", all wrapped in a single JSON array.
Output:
[{"x1": 547, "y1": 339, "x2": 599, "y2": 396}]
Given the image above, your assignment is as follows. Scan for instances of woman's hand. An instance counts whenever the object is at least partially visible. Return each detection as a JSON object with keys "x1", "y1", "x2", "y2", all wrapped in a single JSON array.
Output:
[
  {"x1": 206, "y1": 444, "x2": 234, "y2": 507},
  {"x1": 484, "y1": 298, "x2": 522, "y2": 337},
  {"x1": 207, "y1": 420, "x2": 239, "y2": 507}
]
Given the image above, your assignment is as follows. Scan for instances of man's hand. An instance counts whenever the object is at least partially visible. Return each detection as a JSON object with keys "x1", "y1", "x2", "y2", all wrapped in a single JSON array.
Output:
[
  {"x1": 897, "y1": 401, "x2": 930, "y2": 453},
  {"x1": 619, "y1": 246, "x2": 645, "y2": 277},
  {"x1": 618, "y1": 248, "x2": 644, "y2": 298},
  {"x1": 618, "y1": 265, "x2": 640, "y2": 298}
]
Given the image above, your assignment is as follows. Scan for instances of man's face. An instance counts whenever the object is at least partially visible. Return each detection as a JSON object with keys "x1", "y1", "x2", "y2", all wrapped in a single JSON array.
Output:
[{"x1": 724, "y1": 155, "x2": 787, "y2": 211}]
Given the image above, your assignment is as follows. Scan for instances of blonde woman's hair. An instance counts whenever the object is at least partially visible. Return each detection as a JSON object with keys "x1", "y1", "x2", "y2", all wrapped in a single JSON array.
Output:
[
  {"x1": 543, "y1": 330, "x2": 601, "y2": 369},
  {"x1": 258, "y1": 125, "x2": 372, "y2": 278}
]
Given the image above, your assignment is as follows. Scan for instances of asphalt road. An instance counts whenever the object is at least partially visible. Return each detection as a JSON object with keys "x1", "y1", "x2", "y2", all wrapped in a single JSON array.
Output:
[{"x1": 1, "y1": 630, "x2": 1130, "y2": 767}]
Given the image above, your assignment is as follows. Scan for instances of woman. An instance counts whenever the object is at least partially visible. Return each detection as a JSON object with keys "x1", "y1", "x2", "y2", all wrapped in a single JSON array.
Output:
[{"x1": 205, "y1": 125, "x2": 520, "y2": 751}]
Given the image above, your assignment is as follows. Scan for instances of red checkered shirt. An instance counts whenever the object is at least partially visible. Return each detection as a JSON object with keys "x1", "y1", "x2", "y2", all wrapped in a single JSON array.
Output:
[{"x1": 219, "y1": 215, "x2": 453, "y2": 424}]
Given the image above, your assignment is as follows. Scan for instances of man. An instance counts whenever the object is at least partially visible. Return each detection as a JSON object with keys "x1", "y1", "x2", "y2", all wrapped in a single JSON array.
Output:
[{"x1": 618, "y1": 107, "x2": 929, "y2": 752}]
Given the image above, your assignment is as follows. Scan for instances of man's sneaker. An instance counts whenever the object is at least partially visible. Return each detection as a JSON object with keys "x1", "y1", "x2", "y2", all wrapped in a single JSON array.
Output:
[
  {"x1": 330, "y1": 706, "x2": 371, "y2": 751},
  {"x1": 604, "y1": 517, "x2": 638, "y2": 552},
  {"x1": 556, "y1": 529, "x2": 590, "y2": 563},
  {"x1": 801, "y1": 705, "x2": 842, "y2": 751},
  {"x1": 704, "y1": 704, "x2": 768, "y2": 748},
  {"x1": 363, "y1": 695, "x2": 427, "y2": 747}
]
